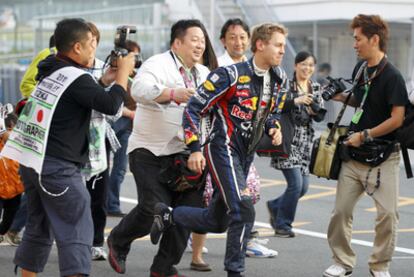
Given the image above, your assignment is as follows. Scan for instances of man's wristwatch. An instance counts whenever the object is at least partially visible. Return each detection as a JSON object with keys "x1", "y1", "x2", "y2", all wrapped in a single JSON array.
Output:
[{"x1": 362, "y1": 129, "x2": 373, "y2": 143}]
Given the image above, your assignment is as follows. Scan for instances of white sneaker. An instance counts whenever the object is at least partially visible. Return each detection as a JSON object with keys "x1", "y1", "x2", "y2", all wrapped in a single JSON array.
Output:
[
  {"x1": 370, "y1": 269, "x2": 391, "y2": 277},
  {"x1": 245, "y1": 238, "x2": 278, "y2": 258},
  {"x1": 323, "y1": 264, "x2": 353, "y2": 277},
  {"x1": 185, "y1": 237, "x2": 208, "y2": 254},
  {"x1": 91, "y1": 246, "x2": 108, "y2": 261}
]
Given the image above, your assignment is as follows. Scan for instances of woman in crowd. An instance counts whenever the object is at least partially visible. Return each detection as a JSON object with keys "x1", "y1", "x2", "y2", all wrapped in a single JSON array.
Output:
[{"x1": 267, "y1": 51, "x2": 326, "y2": 238}]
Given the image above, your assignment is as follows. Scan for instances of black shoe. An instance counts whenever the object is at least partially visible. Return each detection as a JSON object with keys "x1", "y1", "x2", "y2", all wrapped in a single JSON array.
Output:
[
  {"x1": 228, "y1": 270, "x2": 244, "y2": 277},
  {"x1": 274, "y1": 228, "x2": 295, "y2": 238},
  {"x1": 107, "y1": 211, "x2": 127, "y2": 217},
  {"x1": 150, "y1": 203, "x2": 173, "y2": 245},
  {"x1": 266, "y1": 201, "x2": 277, "y2": 229},
  {"x1": 249, "y1": 229, "x2": 259, "y2": 238},
  {"x1": 107, "y1": 235, "x2": 127, "y2": 274},
  {"x1": 149, "y1": 271, "x2": 187, "y2": 277}
]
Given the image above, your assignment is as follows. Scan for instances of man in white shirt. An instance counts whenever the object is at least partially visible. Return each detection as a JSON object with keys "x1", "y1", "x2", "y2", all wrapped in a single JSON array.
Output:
[
  {"x1": 217, "y1": 18, "x2": 250, "y2": 66},
  {"x1": 107, "y1": 19, "x2": 210, "y2": 277}
]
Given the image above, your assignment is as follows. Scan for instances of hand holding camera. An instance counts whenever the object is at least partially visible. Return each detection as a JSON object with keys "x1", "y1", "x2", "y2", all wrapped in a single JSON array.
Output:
[
  {"x1": 321, "y1": 77, "x2": 347, "y2": 101},
  {"x1": 294, "y1": 94, "x2": 313, "y2": 106}
]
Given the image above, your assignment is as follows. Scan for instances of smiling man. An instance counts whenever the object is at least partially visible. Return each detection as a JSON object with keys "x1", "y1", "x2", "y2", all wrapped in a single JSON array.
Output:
[
  {"x1": 150, "y1": 23, "x2": 288, "y2": 277},
  {"x1": 323, "y1": 14, "x2": 408, "y2": 277},
  {"x1": 218, "y1": 18, "x2": 250, "y2": 66},
  {"x1": 106, "y1": 19, "x2": 212, "y2": 277}
]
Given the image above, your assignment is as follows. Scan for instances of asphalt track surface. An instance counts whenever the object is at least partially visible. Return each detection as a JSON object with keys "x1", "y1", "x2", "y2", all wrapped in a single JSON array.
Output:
[{"x1": 1, "y1": 156, "x2": 413, "y2": 277}]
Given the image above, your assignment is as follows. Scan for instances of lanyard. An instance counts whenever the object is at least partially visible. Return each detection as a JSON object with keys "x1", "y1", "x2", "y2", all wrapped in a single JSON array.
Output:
[
  {"x1": 351, "y1": 57, "x2": 388, "y2": 124},
  {"x1": 169, "y1": 50, "x2": 198, "y2": 88}
]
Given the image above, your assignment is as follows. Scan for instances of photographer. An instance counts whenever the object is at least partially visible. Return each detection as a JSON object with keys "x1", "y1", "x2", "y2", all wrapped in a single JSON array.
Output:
[
  {"x1": 1, "y1": 18, "x2": 135, "y2": 277},
  {"x1": 268, "y1": 51, "x2": 325, "y2": 238},
  {"x1": 107, "y1": 40, "x2": 141, "y2": 217},
  {"x1": 323, "y1": 15, "x2": 408, "y2": 277}
]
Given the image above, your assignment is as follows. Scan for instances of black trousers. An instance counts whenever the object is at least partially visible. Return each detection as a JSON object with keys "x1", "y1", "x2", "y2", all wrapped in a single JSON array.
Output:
[
  {"x1": 110, "y1": 148, "x2": 204, "y2": 274},
  {"x1": 86, "y1": 168, "x2": 108, "y2": 247},
  {"x1": 86, "y1": 142, "x2": 110, "y2": 247},
  {"x1": 0, "y1": 194, "x2": 22, "y2": 234}
]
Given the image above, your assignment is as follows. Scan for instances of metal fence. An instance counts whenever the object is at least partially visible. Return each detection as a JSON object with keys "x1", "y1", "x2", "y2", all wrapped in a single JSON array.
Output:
[{"x1": 0, "y1": 3, "x2": 171, "y2": 105}]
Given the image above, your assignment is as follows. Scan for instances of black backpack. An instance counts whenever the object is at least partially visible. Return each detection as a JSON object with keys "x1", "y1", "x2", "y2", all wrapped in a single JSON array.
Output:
[{"x1": 395, "y1": 104, "x2": 414, "y2": 178}]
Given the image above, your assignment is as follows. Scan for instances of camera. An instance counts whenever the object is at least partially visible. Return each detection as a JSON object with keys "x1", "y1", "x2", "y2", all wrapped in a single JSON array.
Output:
[
  {"x1": 321, "y1": 76, "x2": 347, "y2": 101},
  {"x1": 108, "y1": 25, "x2": 142, "y2": 69}
]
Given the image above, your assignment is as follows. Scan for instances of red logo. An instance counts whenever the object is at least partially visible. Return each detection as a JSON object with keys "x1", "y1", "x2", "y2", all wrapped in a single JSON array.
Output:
[
  {"x1": 231, "y1": 105, "x2": 253, "y2": 120},
  {"x1": 36, "y1": 110, "x2": 44, "y2": 123},
  {"x1": 235, "y1": 90, "x2": 250, "y2": 97}
]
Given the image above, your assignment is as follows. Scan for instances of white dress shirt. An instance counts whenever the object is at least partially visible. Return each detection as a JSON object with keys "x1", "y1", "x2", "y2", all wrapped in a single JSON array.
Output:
[
  {"x1": 128, "y1": 50, "x2": 210, "y2": 156},
  {"x1": 217, "y1": 50, "x2": 247, "y2": 67}
]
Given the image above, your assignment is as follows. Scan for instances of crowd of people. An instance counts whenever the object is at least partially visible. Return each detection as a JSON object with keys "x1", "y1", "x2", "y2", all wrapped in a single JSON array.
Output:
[{"x1": 0, "y1": 12, "x2": 410, "y2": 277}]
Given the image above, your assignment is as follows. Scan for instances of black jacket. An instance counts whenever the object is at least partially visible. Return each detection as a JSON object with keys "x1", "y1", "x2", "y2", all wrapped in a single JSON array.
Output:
[{"x1": 37, "y1": 54, "x2": 125, "y2": 164}]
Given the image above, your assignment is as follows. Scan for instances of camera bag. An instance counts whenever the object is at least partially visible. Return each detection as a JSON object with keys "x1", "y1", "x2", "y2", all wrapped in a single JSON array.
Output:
[{"x1": 309, "y1": 61, "x2": 367, "y2": 179}]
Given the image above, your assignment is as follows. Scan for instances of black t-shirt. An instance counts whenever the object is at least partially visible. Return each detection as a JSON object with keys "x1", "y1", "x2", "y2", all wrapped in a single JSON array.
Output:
[
  {"x1": 38, "y1": 55, "x2": 125, "y2": 164},
  {"x1": 349, "y1": 59, "x2": 408, "y2": 141}
]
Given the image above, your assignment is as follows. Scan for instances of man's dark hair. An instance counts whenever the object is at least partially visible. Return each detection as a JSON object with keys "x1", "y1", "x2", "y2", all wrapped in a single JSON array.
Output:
[
  {"x1": 219, "y1": 18, "x2": 250, "y2": 40},
  {"x1": 350, "y1": 14, "x2": 389, "y2": 53},
  {"x1": 125, "y1": 40, "x2": 141, "y2": 53},
  {"x1": 318, "y1": 62, "x2": 331, "y2": 73},
  {"x1": 87, "y1": 21, "x2": 100, "y2": 45},
  {"x1": 170, "y1": 19, "x2": 205, "y2": 46},
  {"x1": 5, "y1": 113, "x2": 18, "y2": 129},
  {"x1": 49, "y1": 34, "x2": 55, "y2": 48},
  {"x1": 54, "y1": 18, "x2": 91, "y2": 53}
]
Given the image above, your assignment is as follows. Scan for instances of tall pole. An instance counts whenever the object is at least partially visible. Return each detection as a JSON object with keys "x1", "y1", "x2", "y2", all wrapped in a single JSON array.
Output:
[
  {"x1": 410, "y1": 17, "x2": 414, "y2": 84},
  {"x1": 210, "y1": 0, "x2": 215, "y2": 48},
  {"x1": 313, "y1": 21, "x2": 318, "y2": 59}
]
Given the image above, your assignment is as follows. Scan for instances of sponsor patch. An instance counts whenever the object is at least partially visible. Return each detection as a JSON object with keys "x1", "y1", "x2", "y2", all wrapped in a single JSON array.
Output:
[
  {"x1": 210, "y1": 73, "x2": 219, "y2": 83},
  {"x1": 231, "y1": 105, "x2": 253, "y2": 120},
  {"x1": 239, "y1": 97, "x2": 258, "y2": 111},
  {"x1": 236, "y1": 84, "x2": 250, "y2": 90},
  {"x1": 238, "y1": 75, "x2": 251, "y2": 84},
  {"x1": 235, "y1": 89, "x2": 250, "y2": 97},
  {"x1": 203, "y1": 80, "x2": 215, "y2": 91},
  {"x1": 194, "y1": 94, "x2": 207, "y2": 104},
  {"x1": 184, "y1": 129, "x2": 198, "y2": 144}
]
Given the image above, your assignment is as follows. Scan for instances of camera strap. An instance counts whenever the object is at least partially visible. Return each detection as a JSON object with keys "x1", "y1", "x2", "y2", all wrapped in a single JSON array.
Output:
[
  {"x1": 351, "y1": 56, "x2": 388, "y2": 124},
  {"x1": 326, "y1": 61, "x2": 367, "y2": 144}
]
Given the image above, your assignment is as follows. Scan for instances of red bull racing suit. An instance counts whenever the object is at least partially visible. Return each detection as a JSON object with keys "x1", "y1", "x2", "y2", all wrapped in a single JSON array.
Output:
[{"x1": 172, "y1": 59, "x2": 287, "y2": 275}]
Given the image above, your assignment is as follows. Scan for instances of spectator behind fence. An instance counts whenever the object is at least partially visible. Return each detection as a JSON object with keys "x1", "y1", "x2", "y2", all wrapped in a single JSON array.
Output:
[
  {"x1": 1, "y1": 18, "x2": 135, "y2": 277},
  {"x1": 323, "y1": 14, "x2": 408, "y2": 277}
]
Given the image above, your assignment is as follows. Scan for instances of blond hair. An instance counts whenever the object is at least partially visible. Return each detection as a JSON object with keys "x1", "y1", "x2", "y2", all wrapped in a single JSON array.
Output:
[{"x1": 250, "y1": 23, "x2": 288, "y2": 53}]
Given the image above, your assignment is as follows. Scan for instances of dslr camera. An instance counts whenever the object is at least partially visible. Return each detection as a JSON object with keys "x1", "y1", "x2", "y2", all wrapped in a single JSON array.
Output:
[
  {"x1": 321, "y1": 76, "x2": 347, "y2": 101},
  {"x1": 108, "y1": 25, "x2": 142, "y2": 69}
]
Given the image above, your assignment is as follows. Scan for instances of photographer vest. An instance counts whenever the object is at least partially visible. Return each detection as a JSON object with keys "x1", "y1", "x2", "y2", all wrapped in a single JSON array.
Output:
[{"x1": 1, "y1": 66, "x2": 88, "y2": 174}]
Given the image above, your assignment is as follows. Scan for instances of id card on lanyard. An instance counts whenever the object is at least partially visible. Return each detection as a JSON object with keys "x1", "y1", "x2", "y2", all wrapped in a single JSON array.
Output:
[{"x1": 351, "y1": 57, "x2": 387, "y2": 124}]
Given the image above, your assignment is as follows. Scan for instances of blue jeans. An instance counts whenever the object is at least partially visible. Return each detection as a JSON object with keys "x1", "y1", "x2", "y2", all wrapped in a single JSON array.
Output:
[
  {"x1": 107, "y1": 117, "x2": 132, "y2": 213},
  {"x1": 268, "y1": 168, "x2": 309, "y2": 231}
]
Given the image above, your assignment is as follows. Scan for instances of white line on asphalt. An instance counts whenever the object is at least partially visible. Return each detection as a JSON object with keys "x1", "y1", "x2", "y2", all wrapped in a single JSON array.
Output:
[
  {"x1": 120, "y1": 197, "x2": 414, "y2": 256},
  {"x1": 254, "y1": 222, "x2": 414, "y2": 255}
]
